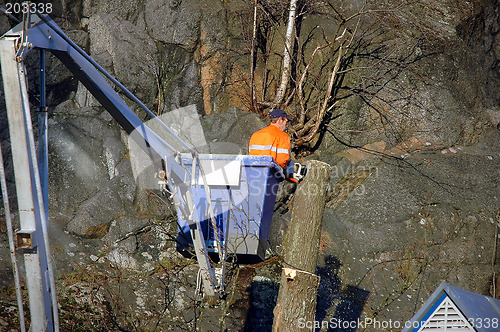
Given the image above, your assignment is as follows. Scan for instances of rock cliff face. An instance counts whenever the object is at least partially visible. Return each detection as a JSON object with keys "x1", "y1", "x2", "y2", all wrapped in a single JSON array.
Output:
[{"x1": 0, "y1": 0, "x2": 499, "y2": 330}]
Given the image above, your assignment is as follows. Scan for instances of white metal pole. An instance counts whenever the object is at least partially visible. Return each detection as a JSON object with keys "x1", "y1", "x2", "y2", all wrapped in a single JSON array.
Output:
[
  {"x1": 19, "y1": 59, "x2": 60, "y2": 331},
  {"x1": 0, "y1": 135, "x2": 26, "y2": 331},
  {"x1": 0, "y1": 37, "x2": 48, "y2": 332}
]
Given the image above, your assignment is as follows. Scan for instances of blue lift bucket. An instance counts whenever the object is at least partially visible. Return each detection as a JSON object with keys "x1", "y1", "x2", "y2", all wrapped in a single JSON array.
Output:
[{"x1": 176, "y1": 154, "x2": 284, "y2": 262}]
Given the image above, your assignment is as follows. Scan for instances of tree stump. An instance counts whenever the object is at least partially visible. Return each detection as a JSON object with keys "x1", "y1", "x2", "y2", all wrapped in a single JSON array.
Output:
[{"x1": 272, "y1": 160, "x2": 332, "y2": 332}]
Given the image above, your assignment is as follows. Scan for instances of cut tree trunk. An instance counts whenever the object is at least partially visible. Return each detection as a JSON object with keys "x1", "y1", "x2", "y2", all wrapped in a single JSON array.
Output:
[{"x1": 272, "y1": 160, "x2": 332, "y2": 331}]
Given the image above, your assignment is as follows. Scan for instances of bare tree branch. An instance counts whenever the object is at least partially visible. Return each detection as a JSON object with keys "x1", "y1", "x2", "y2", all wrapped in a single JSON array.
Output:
[
  {"x1": 250, "y1": 0, "x2": 258, "y2": 112},
  {"x1": 294, "y1": 44, "x2": 342, "y2": 146},
  {"x1": 296, "y1": 43, "x2": 331, "y2": 126},
  {"x1": 273, "y1": 0, "x2": 298, "y2": 108}
]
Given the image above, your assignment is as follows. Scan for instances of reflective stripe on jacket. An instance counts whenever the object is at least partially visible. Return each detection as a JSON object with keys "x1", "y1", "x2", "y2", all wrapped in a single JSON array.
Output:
[{"x1": 248, "y1": 124, "x2": 290, "y2": 168}]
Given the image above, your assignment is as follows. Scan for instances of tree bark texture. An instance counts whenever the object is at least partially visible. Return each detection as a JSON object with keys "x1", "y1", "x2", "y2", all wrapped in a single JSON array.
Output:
[
  {"x1": 272, "y1": 160, "x2": 332, "y2": 331},
  {"x1": 282, "y1": 160, "x2": 332, "y2": 272},
  {"x1": 272, "y1": 269, "x2": 321, "y2": 332}
]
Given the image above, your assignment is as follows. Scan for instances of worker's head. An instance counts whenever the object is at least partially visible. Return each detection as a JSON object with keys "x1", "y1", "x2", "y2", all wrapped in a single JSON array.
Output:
[{"x1": 270, "y1": 109, "x2": 291, "y2": 131}]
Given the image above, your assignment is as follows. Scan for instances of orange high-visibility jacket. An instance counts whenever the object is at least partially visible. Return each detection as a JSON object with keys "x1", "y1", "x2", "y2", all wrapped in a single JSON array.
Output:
[{"x1": 248, "y1": 125, "x2": 290, "y2": 168}]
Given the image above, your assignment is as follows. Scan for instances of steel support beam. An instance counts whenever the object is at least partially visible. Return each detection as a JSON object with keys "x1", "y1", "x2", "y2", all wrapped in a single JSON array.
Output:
[
  {"x1": 38, "y1": 48, "x2": 49, "y2": 215},
  {"x1": 0, "y1": 38, "x2": 58, "y2": 331}
]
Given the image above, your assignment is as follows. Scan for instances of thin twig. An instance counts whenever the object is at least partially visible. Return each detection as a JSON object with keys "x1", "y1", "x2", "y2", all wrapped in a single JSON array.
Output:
[
  {"x1": 492, "y1": 211, "x2": 500, "y2": 298},
  {"x1": 250, "y1": 0, "x2": 258, "y2": 111}
]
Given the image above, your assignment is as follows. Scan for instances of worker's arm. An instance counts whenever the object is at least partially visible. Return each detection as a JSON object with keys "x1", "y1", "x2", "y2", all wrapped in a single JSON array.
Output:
[{"x1": 275, "y1": 134, "x2": 291, "y2": 169}]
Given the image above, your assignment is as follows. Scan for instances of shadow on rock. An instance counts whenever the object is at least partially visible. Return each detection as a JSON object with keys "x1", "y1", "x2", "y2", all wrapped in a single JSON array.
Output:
[
  {"x1": 243, "y1": 277, "x2": 279, "y2": 332},
  {"x1": 316, "y1": 256, "x2": 343, "y2": 323},
  {"x1": 329, "y1": 285, "x2": 370, "y2": 332},
  {"x1": 316, "y1": 255, "x2": 370, "y2": 332}
]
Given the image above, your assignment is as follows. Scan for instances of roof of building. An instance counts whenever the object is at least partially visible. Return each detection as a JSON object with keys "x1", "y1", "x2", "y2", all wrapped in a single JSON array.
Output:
[{"x1": 403, "y1": 281, "x2": 500, "y2": 332}]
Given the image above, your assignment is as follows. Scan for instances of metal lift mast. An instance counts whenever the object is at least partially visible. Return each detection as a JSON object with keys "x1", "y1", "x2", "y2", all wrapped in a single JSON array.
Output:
[{"x1": 0, "y1": 12, "x2": 222, "y2": 331}]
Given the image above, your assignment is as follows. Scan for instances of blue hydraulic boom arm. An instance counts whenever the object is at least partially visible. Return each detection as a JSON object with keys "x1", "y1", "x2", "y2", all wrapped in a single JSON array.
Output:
[{"x1": 0, "y1": 12, "x2": 221, "y2": 331}]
